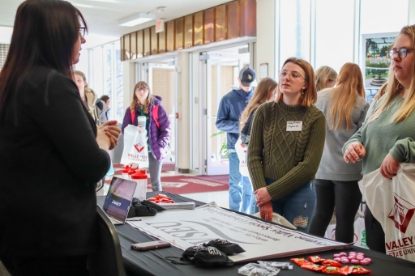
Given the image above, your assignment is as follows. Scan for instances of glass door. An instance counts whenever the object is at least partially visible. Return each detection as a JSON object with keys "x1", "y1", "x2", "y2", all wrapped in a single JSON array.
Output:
[
  {"x1": 148, "y1": 61, "x2": 176, "y2": 163},
  {"x1": 136, "y1": 57, "x2": 177, "y2": 167},
  {"x1": 198, "y1": 45, "x2": 251, "y2": 175}
]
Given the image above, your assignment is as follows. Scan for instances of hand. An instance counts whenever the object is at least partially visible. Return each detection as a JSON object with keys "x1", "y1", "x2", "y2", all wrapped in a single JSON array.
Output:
[
  {"x1": 98, "y1": 120, "x2": 120, "y2": 150},
  {"x1": 254, "y1": 187, "x2": 272, "y2": 207},
  {"x1": 343, "y1": 142, "x2": 366, "y2": 164},
  {"x1": 380, "y1": 153, "x2": 399, "y2": 178},
  {"x1": 259, "y1": 201, "x2": 273, "y2": 221},
  {"x1": 96, "y1": 127, "x2": 112, "y2": 151}
]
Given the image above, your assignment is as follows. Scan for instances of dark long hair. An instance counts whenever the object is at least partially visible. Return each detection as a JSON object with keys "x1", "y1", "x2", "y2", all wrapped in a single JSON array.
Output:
[{"x1": 0, "y1": 0, "x2": 87, "y2": 118}]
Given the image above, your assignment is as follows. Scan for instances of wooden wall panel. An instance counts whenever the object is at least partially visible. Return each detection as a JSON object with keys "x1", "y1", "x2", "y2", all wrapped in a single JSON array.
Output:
[
  {"x1": 130, "y1": 32, "x2": 137, "y2": 59},
  {"x1": 137, "y1": 30, "x2": 143, "y2": 58},
  {"x1": 175, "y1": 17, "x2": 184, "y2": 50},
  {"x1": 151, "y1": 26, "x2": 158, "y2": 55},
  {"x1": 158, "y1": 24, "x2": 166, "y2": 53},
  {"x1": 194, "y1": 12, "x2": 203, "y2": 46},
  {"x1": 143, "y1": 28, "x2": 150, "y2": 56},
  {"x1": 204, "y1": 8, "x2": 214, "y2": 44},
  {"x1": 119, "y1": 0, "x2": 257, "y2": 60},
  {"x1": 227, "y1": 1, "x2": 240, "y2": 39},
  {"x1": 166, "y1": 20, "x2": 175, "y2": 52},
  {"x1": 240, "y1": 0, "x2": 256, "y2": 37},
  {"x1": 124, "y1": 34, "x2": 131, "y2": 60},
  {"x1": 184, "y1": 15, "x2": 193, "y2": 48},
  {"x1": 215, "y1": 4, "x2": 227, "y2": 42},
  {"x1": 120, "y1": 37, "x2": 125, "y2": 61}
]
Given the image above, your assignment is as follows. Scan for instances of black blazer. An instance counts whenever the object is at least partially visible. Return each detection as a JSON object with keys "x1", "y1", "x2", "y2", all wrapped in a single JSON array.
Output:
[{"x1": 0, "y1": 66, "x2": 110, "y2": 258}]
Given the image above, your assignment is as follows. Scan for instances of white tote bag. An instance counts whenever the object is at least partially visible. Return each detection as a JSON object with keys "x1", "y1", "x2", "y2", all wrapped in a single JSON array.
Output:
[
  {"x1": 235, "y1": 137, "x2": 249, "y2": 177},
  {"x1": 121, "y1": 124, "x2": 149, "y2": 168},
  {"x1": 359, "y1": 164, "x2": 415, "y2": 261}
]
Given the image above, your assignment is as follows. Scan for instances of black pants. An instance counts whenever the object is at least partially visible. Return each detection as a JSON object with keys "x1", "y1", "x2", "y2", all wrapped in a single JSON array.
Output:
[
  {"x1": 365, "y1": 206, "x2": 386, "y2": 253},
  {"x1": 309, "y1": 179, "x2": 362, "y2": 243},
  {"x1": 1, "y1": 255, "x2": 89, "y2": 276}
]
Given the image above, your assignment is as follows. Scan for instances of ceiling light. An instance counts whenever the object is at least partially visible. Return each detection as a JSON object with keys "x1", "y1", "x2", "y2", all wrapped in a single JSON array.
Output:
[{"x1": 118, "y1": 12, "x2": 156, "y2": 27}]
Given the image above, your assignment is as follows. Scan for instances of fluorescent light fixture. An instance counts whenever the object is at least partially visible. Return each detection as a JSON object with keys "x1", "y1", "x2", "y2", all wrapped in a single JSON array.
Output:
[{"x1": 118, "y1": 12, "x2": 156, "y2": 27}]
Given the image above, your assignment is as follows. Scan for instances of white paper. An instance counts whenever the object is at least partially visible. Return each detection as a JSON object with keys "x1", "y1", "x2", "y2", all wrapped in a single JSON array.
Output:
[{"x1": 128, "y1": 203, "x2": 350, "y2": 263}]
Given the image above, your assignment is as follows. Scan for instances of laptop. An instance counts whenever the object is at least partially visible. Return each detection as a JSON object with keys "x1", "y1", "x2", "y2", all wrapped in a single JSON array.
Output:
[{"x1": 102, "y1": 177, "x2": 137, "y2": 225}]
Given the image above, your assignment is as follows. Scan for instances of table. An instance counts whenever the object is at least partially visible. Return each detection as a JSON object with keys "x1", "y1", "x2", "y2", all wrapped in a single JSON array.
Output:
[{"x1": 98, "y1": 192, "x2": 415, "y2": 276}]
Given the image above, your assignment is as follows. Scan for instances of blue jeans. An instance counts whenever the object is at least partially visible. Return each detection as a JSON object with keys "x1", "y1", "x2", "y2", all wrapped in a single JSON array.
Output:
[
  {"x1": 228, "y1": 152, "x2": 254, "y2": 214},
  {"x1": 266, "y1": 178, "x2": 316, "y2": 233}
]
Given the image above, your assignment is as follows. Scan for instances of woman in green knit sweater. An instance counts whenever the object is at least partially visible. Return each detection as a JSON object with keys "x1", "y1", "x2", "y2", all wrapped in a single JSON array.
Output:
[
  {"x1": 248, "y1": 57, "x2": 326, "y2": 232},
  {"x1": 343, "y1": 24, "x2": 415, "y2": 253}
]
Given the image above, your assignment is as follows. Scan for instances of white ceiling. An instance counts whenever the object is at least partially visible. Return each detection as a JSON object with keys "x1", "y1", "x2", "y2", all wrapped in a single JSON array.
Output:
[{"x1": 0, "y1": 0, "x2": 232, "y2": 47}]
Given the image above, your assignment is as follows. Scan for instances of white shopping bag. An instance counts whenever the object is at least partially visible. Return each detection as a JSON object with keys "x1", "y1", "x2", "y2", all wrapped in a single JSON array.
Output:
[
  {"x1": 324, "y1": 205, "x2": 368, "y2": 249},
  {"x1": 121, "y1": 124, "x2": 149, "y2": 168},
  {"x1": 235, "y1": 137, "x2": 249, "y2": 177},
  {"x1": 359, "y1": 164, "x2": 415, "y2": 261}
]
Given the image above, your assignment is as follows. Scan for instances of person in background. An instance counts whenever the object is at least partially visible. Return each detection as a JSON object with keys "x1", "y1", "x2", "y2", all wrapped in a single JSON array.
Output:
[
  {"x1": 240, "y1": 77, "x2": 278, "y2": 214},
  {"x1": 308, "y1": 63, "x2": 369, "y2": 243},
  {"x1": 0, "y1": 0, "x2": 120, "y2": 274},
  {"x1": 343, "y1": 24, "x2": 415, "y2": 253},
  {"x1": 216, "y1": 67, "x2": 256, "y2": 214},
  {"x1": 248, "y1": 57, "x2": 325, "y2": 232},
  {"x1": 73, "y1": 70, "x2": 88, "y2": 105},
  {"x1": 122, "y1": 81, "x2": 171, "y2": 192},
  {"x1": 73, "y1": 70, "x2": 99, "y2": 124},
  {"x1": 96, "y1": 95, "x2": 110, "y2": 125},
  {"x1": 315, "y1": 66, "x2": 337, "y2": 92}
]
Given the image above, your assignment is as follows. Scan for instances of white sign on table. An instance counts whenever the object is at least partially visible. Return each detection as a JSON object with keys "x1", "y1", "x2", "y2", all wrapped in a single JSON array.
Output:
[{"x1": 128, "y1": 203, "x2": 350, "y2": 263}]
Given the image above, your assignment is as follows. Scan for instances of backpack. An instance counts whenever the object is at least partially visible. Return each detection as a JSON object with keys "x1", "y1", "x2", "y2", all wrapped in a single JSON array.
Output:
[{"x1": 131, "y1": 105, "x2": 160, "y2": 128}]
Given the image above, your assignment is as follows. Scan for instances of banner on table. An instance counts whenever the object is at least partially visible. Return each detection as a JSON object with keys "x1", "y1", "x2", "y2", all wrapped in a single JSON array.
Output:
[{"x1": 128, "y1": 203, "x2": 350, "y2": 263}]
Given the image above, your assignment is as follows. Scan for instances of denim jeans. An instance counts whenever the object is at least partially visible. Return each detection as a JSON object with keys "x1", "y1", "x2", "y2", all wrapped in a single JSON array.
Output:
[
  {"x1": 228, "y1": 152, "x2": 254, "y2": 214},
  {"x1": 266, "y1": 178, "x2": 316, "y2": 233}
]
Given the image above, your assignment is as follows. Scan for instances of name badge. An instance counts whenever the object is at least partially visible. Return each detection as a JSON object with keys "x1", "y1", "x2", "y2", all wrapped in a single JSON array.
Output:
[{"x1": 286, "y1": 121, "x2": 302, "y2": 131}]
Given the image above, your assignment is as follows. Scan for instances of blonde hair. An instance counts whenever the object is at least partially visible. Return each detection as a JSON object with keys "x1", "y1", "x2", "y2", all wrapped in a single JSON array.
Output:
[
  {"x1": 328, "y1": 63, "x2": 365, "y2": 130},
  {"x1": 276, "y1": 57, "x2": 317, "y2": 107},
  {"x1": 130, "y1": 81, "x2": 151, "y2": 113},
  {"x1": 240, "y1": 77, "x2": 278, "y2": 129},
  {"x1": 373, "y1": 82, "x2": 388, "y2": 101},
  {"x1": 368, "y1": 24, "x2": 415, "y2": 122},
  {"x1": 315, "y1": 66, "x2": 337, "y2": 92}
]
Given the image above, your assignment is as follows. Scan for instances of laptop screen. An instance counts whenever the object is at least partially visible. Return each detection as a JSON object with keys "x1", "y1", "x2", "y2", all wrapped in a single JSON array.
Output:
[{"x1": 103, "y1": 177, "x2": 137, "y2": 223}]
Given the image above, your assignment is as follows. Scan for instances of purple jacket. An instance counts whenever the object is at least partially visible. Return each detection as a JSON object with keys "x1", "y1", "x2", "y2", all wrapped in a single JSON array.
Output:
[{"x1": 122, "y1": 96, "x2": 171, "y2": 161}]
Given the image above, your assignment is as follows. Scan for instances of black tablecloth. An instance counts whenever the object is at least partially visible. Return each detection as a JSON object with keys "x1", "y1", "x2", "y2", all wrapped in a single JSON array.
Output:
[{"x1": 97, "y1": 192, "x2": 415, "y2": 276}]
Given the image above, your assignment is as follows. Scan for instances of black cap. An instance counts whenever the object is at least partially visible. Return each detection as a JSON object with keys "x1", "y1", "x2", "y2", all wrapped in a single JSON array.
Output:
[{"x1": 239, "y1": 67, "x2": 256, "y2": 87}]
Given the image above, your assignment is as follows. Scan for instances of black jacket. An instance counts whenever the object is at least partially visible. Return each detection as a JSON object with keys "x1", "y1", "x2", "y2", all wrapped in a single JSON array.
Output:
[{"x1": 0, "y1": 66, "x2": 110, "y2": 258}]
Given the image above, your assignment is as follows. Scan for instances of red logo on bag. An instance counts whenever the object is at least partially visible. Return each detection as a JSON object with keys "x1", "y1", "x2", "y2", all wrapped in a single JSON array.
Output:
[
  {"x1": 134, "y1": 143, "x2": 145, "y2": 153},
  {"x1": 388, "y1": 193, "x2": 415, "y2": 234}
]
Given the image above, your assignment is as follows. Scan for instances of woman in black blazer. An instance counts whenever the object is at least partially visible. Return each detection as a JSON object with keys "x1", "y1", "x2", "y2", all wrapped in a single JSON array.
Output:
[{"x1": 0, "y1": 1, "x2": 120, "y2": 275}]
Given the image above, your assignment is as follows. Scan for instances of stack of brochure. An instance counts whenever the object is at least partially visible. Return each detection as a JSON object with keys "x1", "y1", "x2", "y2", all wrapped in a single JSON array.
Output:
[{"x1": 157, "y1": 201, "x2": 195, "y2": 210}]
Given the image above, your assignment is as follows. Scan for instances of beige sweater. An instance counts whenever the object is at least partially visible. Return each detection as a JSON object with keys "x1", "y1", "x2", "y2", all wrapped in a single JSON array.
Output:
[{"x1": 247, "y1": 101, "x2": 326, "y2": 200}]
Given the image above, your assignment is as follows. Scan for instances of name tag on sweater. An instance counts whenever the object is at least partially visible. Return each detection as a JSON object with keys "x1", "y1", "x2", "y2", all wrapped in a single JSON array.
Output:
[{"x1": 286, "y1": 121, "x2": 302, "y2": 131}]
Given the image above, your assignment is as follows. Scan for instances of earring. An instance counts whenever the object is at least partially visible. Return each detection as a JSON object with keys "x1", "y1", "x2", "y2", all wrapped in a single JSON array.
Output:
[{"x1": 302, "y1": 89, "x2": 305, "y2": 95}]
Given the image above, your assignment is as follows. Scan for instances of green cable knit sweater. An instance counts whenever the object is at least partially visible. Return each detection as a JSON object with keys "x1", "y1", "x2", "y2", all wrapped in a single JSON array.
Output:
[{"x1": 247, "y1": 101, "x2": 326, "y2": 200}]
